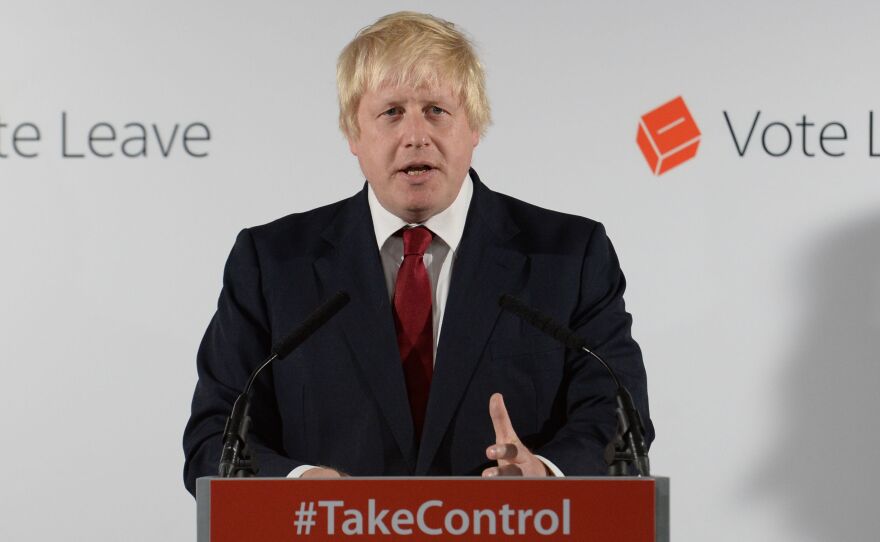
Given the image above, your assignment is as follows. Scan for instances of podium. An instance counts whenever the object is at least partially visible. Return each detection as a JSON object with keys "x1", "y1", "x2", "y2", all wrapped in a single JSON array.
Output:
[{"x1": 197, "y1": 476, "x2": 669, "y2": 541}]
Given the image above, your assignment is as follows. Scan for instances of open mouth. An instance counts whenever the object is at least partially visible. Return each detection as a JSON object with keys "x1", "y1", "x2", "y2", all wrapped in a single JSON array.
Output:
[{"x1": 400, "y1": 163, "x2": 435, "y2": 176}]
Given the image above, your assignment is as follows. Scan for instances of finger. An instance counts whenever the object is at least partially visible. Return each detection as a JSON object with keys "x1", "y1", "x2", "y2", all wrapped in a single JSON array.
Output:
[
  {"x1": 482, "y1": 463, "x2": 524, "y2": 477},
  {"x1": 301, "y1": 467, "x2": 342, "y2": 478},
  {"x1": 486, "y1": 443, "x2": 519, "y2": 461},
  {"x1": 489, "y1": 393, "x2": 518, "y2": 443},
  {"x1": 496, "y1": 464, "x2": 524, "y2": 477}
]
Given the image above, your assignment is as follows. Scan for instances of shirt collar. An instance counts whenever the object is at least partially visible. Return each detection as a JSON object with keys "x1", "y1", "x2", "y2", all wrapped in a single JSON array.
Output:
[{"x1": 367, "y1": 175, "x2": 473, "y2": 252}]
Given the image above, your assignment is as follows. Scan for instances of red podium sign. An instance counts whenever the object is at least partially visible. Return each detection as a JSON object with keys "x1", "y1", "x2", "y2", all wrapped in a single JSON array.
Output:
[{"x1": 197, "y1": 477, "x2": 669, "y2": 541}]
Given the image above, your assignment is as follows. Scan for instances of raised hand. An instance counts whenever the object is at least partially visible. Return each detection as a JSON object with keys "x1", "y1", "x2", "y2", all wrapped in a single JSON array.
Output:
[{"x1": 482, "y1": 393, "x2": 550, "y2": 477}]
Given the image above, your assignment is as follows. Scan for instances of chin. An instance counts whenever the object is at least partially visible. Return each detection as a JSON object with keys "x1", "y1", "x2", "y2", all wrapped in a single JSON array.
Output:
[
  {"x1": 397, "y1": 201, "x2": 437, "y2": 222},
  {"x1": 401, "y1": 208, "x2": 432, "y2": 223}
]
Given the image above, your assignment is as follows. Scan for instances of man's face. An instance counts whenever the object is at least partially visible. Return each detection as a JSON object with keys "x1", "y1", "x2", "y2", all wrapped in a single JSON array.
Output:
[{"x1": 348, "y1": 81, "x2": 479, "y2": 223}]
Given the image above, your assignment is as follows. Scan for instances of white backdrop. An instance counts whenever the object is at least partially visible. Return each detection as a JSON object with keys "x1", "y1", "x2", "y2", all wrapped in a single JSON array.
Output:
[{"x1": 2, "y1": 1, "x2": 879, "y2": 540}]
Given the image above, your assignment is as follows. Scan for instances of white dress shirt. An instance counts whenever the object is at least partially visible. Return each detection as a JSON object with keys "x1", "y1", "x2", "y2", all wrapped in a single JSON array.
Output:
[
  {"x1": 370, "y1": 174, "x2": 472, "y2": 360},
  {"x1": 290, "y1": 176, "x2": 563, "y2": 477}
]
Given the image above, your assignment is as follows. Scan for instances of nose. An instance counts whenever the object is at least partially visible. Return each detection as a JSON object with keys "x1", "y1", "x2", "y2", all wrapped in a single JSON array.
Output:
[{"x1": 402, "y1": 115, "x2": 431, "y2": 149}]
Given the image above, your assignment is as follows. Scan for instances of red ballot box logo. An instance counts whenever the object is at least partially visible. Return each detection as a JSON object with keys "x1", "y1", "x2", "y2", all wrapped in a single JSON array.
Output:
[{"x1": 637, "y1": 96, "x2": 701, "y2": 175}]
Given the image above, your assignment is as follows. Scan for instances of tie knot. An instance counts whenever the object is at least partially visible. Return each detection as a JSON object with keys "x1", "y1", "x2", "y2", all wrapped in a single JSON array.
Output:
[{"x1": 402, "y1": 226, "x2": 433, "y2": 256}]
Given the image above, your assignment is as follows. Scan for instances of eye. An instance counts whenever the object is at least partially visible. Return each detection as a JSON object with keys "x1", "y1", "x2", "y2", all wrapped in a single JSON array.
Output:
[
  {"x1": 381, "y1": 107, "x2": 401, "y2": 117},
  {"x1": 428, "y1": 105, "x2": 446, "y2": 116}
]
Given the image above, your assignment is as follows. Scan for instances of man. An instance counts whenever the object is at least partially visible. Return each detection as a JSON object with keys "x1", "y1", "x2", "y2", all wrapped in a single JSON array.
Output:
[{"x1": 183, "y1": 12, "x2": 653, "y2": 495}]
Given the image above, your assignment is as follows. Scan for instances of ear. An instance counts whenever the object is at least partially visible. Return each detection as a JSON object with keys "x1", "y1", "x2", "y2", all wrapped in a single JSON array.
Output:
[
  {"x1": 347, "y1": 134, "x2": 359, "y2": 156},
  {"x1": 471, "y1": 129, "x2": 480, "y2": 148}
]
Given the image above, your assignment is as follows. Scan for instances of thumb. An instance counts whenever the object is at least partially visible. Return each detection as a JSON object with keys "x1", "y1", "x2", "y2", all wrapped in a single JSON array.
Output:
[{"x1": 489, "y1": 393, "x2": 519, "y2": 444}]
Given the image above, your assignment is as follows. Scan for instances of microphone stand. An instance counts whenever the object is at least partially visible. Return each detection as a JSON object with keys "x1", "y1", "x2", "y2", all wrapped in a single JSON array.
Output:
[
  {"x1": 218, "y1": 388, "x2": 261, "y2": 478},
  {"x1": 576, "y1": 345, "x2": 650, "y2": 477},
  {"x1": 218, "y1": 350, "x2": 279, "y2": 478},
  {"x1": 604, "y1": 386, "x2": 650, "y2": 477}
]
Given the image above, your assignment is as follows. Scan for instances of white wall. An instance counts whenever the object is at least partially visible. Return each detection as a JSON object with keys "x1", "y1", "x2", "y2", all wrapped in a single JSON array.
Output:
[{"x1": 1, "y1": 1, "x2": 878, "y2": 540}]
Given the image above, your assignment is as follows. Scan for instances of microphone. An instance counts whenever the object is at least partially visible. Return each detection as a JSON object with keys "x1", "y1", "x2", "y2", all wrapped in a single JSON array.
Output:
[
  {"x1": 271, "y1": 291, "x2": 351, "y2": 360},
  {"x1": 218, "y1": 291, "x2": 350, "y2": 477},
  {"x1": 497, "y1": 294, "x2": 650, "y2": 476}
]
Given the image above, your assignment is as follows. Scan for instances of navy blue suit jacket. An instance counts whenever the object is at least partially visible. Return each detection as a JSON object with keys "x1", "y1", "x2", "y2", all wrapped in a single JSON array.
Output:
[{"x1": 183, "y1": 170, "x2": 653, "y2": 495}]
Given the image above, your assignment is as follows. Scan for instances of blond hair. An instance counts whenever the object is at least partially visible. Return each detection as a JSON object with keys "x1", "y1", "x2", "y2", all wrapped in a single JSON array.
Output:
[{"x1": 336, "y1": 11, "x2": 491, "y2": 139}]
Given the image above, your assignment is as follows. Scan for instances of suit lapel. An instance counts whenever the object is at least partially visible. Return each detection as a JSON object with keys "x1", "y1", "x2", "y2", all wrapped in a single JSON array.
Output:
[
  {"x1": 313, "y1": 188, "x2": 417, "y2": 470},
  {"x1": 416, "y1": 172, "x2": 527, "y2": 473}
]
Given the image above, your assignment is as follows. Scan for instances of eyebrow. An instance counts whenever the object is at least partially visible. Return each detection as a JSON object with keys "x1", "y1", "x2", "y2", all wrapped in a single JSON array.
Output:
[{"x1": 374, "y1": 94, "x2": 454, "y2": 107}]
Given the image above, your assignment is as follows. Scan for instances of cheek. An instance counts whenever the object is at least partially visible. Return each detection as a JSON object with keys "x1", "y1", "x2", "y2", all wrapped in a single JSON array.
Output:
[
  {"x1": 357, "y1": 139, "x2": 399, "y2": 177},
  {"x1": 364, "y1": 132, "x2": 397, "y2": 157},
  {"x1": 451, "y1": 136, "x2": 476, "y2": 161}
]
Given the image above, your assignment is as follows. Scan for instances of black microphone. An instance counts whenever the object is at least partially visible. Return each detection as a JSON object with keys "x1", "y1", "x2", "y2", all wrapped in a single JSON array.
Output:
[
  {"x1": 218, "y1": 291, "x2": 350, "y2": 477},
  {"x1": 271, "y1": 291, "x2": 351, "y2": 360},
  {"x1": 498, "y1": 294, "x2": 588, "y2": 352},
  {"x1": 498, "y1": 293, "x2": 650, "y2": 476}
]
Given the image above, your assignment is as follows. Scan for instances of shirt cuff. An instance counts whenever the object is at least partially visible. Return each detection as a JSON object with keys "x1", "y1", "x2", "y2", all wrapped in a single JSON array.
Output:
[
  {"x1": 288, "y1": 464, "x2": 319, "y2": 478},
  {"x1": 534, "y1": 455, "x2": 565, "y2": 477}
]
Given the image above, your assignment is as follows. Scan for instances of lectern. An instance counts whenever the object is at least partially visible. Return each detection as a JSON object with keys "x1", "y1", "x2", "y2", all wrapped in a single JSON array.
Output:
[{"x1": 197, "y1": 476, "x2": 669, "y2": 541}]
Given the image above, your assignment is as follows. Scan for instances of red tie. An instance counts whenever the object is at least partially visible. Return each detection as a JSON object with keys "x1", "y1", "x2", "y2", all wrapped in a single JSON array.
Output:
[{"x1": 393, "y1": 226, "x2": 434, "y2": 439}]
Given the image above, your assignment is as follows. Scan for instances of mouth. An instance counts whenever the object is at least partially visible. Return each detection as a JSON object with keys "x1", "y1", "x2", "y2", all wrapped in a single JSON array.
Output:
[{"x1": 398, "y1": 162, "x2": 437, "y2": 178}]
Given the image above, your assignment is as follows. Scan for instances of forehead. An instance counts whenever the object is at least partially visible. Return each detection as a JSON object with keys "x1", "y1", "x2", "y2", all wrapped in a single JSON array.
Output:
[{"x1": 361, "y1": 80, "x2": 460, "y2": 106}]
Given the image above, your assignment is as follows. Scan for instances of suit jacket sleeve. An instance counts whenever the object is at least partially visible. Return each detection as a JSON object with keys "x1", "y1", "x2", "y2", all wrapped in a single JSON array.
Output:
[
  {"x1": 182, "y1": 229, "x2": 306, "y2": 495},
  {"x1": 534, "y1": 222, "x2": 654, "y2": 475}
]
